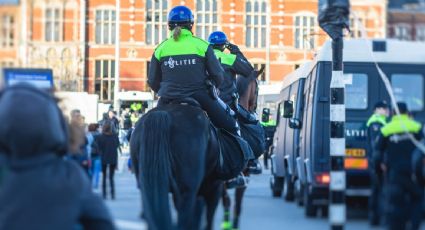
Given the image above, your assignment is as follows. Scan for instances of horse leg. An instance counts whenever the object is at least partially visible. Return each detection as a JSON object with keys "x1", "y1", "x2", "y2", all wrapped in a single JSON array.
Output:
[
  {"x1": 232, "y1": 186, "x2": 247, "y2": 230},
  {"x1": 202, "y1": 180, "x2": 223, "y2": 230},
  {"x1": 221, "y1": 185, "x2": 232, "y2": 230},
  {"x1": 175, "y1": 192, "x2": 201, "y2": 230}
]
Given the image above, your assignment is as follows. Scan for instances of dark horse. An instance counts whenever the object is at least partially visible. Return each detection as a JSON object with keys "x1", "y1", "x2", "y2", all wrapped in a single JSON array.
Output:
[
  {"x1": 221, "y1": 71, "x2": 263, "y2": 230},
  {"x1": 130, "y1": 103, "x2": 224, "y2": 230}
]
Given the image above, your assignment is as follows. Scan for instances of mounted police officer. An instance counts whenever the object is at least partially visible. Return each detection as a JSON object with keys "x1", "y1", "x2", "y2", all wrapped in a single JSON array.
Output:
[
  {"x1": 366, "y1": 101, "x2": 389, "y2": 226},
  {"x1": 147, "y1": 6, "x2": 240, "y2": 136},
  {"x1": 207, "y1": 31, "x2": 255, "y2": 109},
  {"x1": 207, "y1": 31, "x2": 263, "y2": 179},
  {"x1": 375, "y1": 102, "x2": 424, "y2": 230}
]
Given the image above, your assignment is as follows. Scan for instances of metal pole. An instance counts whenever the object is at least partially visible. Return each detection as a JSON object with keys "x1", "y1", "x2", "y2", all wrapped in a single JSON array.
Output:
[
  {"x1": 113, "y1": 0, "x2": 120, "y2": 116},
  {"x1": 80, "y1": 0, "x2": 86, "y2": 92},
  {"x1": 329, "y1": 34, "x2": 346, "y2": 230},
  {"x1": 266, "y1": 2, "x2": 271, "y2": 83}
]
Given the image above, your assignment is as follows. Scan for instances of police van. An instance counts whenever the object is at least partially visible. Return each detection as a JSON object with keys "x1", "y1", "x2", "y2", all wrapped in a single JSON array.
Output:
[{"x1": 269, "y1": 39, "x2": 425, "y2": 217}]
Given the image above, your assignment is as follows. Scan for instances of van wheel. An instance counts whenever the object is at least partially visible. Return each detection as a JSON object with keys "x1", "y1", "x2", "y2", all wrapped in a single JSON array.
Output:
[
  {"x1": 270, "y1": 176, "x2": 283, "y2": 197},
  {"x1": 304, "y1": 186, "x2": 317, "y2": 217},
  {"x1": 321, "y1": 206, "x2": 328, "y2": 218},
  {"x1": 283, "y1": 167, "x2": 295, "y2": 201}
]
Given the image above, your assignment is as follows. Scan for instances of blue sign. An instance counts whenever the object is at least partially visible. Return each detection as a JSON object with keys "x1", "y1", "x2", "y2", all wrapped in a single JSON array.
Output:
[{"x1": 2, "y1": 68, "x2": 54, "y2": 90}]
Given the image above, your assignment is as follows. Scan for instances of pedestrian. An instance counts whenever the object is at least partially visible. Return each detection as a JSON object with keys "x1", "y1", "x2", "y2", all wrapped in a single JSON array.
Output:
[
  {"x1": 88, "y1": 123, "x2": 102, "y2": 189},
  {"x1": 0, "y1": 84, "x2": 115, "y2": 230},
  {"x1": 375, "y1": 102, "x2": 424, "y2": 230},
  {"x1": 96, "y1": 122, "x2": 120, "y2": 200},
  {"x1": 366, "y1": 101, "x2": 389, "y2": 226},
  {"x1": 68, "y1": 109, "x2": 90, "y2": 175}
]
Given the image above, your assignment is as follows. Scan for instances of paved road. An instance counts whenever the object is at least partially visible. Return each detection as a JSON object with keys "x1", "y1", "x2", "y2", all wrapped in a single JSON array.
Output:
[{"x1": 104, "y1": 158, "x2": 423, "y2": 230}]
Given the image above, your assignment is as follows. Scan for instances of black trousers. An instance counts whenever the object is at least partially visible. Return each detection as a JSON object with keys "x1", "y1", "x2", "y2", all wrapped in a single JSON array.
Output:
[
  {"x1": 369, "y1": 170, "x2": 383, "y2": 224},
  {"x1": 385, "y1": 178, "x2": 423, "y2": 230},
  {"x1": 159, "y1": 91, "x2": 238, "y2": 135},
  {"x1": 102, "y1": 164, "x2": 116, "y2": 199}
]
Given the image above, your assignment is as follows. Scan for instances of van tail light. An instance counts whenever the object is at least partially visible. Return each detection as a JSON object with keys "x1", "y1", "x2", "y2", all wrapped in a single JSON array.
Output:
[{"x1": 315, "y1": 173, "x2": 330, "y2": 185}]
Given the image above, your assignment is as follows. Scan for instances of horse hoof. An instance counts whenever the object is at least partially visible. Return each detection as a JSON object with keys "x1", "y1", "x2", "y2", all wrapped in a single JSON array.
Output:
[{"x1": 221, "y1": 221, "x2": 232, "y2": 230}]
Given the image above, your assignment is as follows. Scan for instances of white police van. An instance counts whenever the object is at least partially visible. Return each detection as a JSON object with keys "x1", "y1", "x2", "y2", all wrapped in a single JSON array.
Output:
[{"x1": 269, "y1": 39, "x2": 425, "y2": 216}]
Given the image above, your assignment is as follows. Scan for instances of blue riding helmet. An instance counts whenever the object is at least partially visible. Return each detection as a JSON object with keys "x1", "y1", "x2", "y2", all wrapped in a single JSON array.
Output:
[
  {"x1": 208, "y1": 31, "x2": 228, "y2": 45},
  {"x1": 168, "y1": 5, "x2": 194, "y2": 24}
]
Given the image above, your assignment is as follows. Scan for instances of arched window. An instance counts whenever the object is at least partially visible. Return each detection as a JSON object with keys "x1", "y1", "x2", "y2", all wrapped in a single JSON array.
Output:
[
  {"x1": 245, "y1": 0, "x2": 267, "y2": 48},
  {"x1": 195, "y1": 0, "x2": 218, "y2": 39},
  {"x1": 146, "y1": 0, "x2": 168, "y2": 45},
  {"x1": 293, "y1": 14, "x2": 316, "y2": 49}
]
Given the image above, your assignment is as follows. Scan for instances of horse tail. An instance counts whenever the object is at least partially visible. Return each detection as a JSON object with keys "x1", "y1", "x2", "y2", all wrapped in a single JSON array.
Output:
[{"x1": 139, "y1": 111, "x2": 173, "y2": 230}]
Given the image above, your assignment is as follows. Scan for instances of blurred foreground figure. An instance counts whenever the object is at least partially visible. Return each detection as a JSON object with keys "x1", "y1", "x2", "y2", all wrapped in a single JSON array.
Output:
[
  {"x1": 375, "y1": 102, "x2": 423, "y2": 230},
  {"x1": 0, "y1": 84, "x2": 115, "y2": 230}
]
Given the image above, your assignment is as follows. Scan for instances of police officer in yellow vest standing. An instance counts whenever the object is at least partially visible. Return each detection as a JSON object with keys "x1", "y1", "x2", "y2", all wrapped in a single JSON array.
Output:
[
  {"x1": 375, "y1": 102, "x2": 424, "y2": 230},
  {"x1": 366, "y1": 101, "x2": 389, "y2": 226}
]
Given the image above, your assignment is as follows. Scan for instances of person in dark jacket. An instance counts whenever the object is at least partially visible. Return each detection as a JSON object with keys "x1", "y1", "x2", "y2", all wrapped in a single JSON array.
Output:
[
  {"x1": 366, "y1": 101, "x2": 389, "y2": 226},
  {"x1": 208, "y1": 31, "x2": 255, "y2": 108},
  {"x1": 147, "y1": 5, "x2": 240, "y2": 136},
  {"x1": 96, "y1": 122, "x2": 120, "y2": 199},
  {"x1": 375, "y1": 102, "x2": 424, "y2": 230},
  {"x1": 0, "y1": 84, "x2": 115, "y2": 230}
]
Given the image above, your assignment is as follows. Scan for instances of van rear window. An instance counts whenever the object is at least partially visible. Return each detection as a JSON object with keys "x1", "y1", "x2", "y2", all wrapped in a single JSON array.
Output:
[
  {"x1": 344, "y1": 73, "x2": 368, "y2": 109},
  {"x1": 392, "y1": 74, "x2": 424, "y2": 111}
]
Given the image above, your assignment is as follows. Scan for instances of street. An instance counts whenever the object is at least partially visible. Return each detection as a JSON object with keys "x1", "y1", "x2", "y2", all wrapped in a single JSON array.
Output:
[{"x1": 104, "y1": 157, "x2": 395, "y2": 230}]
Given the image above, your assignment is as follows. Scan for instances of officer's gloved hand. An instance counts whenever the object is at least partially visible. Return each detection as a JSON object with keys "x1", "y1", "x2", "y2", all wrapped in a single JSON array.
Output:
[{"x1": 226, "y1": 43, "x2": 241, "y2": 55}]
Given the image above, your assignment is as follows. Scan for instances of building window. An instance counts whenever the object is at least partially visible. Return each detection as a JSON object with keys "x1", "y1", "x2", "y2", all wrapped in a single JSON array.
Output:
[
  {"x1": 253, "y1": 63, "x2": 266, "y2": 82},
  {"x1": 95, "y1": 9, "x2": 116, "y2": 44},
  {"x1": 349, "y1": 15, "x2": 366, "y2": 38},
  {"x1": 394, "y1": 24, "x2": 411, "y2": 41},
  {"x1": 146, "y1": 0, "x2": 168, "y2": 45},
  {"x1": 416, "y1": 26, "x2": 425, "y2": 41},
  {"x1": 195, "y1": 0, "x2": 218, "y2": 39},
  {"x1": 0, "y1": 61, "x2": 14, "y2": 67},
  {"x1": 245, "y1": 0, "x2": 267, "y2": 48},
  {"x1": 95, "y1": 60, "x2": 115, "y2": 101},
  {"x1": 294, "y1": 15, "x2": 316, "y2": 49},
  {"x1": 1, "y1": 15, "x2": 14, "y2": 47},
  {"x1": 45, "y1": 8, "x2": 62, "y2": 42}
]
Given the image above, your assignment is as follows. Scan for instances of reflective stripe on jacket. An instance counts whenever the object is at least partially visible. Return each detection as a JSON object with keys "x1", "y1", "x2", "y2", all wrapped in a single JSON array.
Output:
[{"x1": 148, "y1": 29, "x2": 224, "y2": 99}]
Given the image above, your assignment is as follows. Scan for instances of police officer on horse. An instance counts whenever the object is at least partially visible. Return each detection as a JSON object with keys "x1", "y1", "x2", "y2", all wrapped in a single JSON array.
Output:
[{"x1": 148, "y1": 6, "x2": 240, "y2": 136}]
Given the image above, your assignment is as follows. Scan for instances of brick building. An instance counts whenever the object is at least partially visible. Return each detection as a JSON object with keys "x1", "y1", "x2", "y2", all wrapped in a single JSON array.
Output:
[
  {"x1": 387, "y1": 2, "x2": 425, "y2": 41},
  {"x1": 0, "y1": 0, "x2": 386, "y2": 103}
]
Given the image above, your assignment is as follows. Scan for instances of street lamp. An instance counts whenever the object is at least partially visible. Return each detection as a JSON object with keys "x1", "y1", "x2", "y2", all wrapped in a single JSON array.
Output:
[{"x1": 318, "y1": 0, "x2": 350, "y2": 229}]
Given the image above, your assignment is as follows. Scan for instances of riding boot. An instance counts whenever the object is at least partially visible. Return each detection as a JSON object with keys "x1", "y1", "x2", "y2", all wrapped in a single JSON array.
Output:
[
  {"x1": 225, "y1": 173, "x2": 247, "y2": 189},
  {"x1": 247, "y1": 159, "x2": 262, "y2": 174}
]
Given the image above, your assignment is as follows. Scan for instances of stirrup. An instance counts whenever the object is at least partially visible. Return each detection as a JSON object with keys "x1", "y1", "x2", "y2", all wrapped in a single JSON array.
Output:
[
  {"x1": 225, "y1": 173, "x2": 248, "y2": 189},
  {"x1": 247, "y1": 159, "x2": 262, "y2": 175}
]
